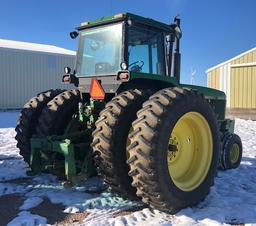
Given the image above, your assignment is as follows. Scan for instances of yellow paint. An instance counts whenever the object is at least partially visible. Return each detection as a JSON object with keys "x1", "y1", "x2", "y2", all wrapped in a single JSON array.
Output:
[
  {"x1": 230, "y1": 66, "x2": 256, "y2": 108},
  {"x1": 252, "y1": 67, "x2": 256, "y2": 108},
  {"x1": 167, "y1": 112, "x2": 213, "y2": 192},
  {"x1": 230, "y1": 143, "x2": 240, "y2": 164},
  {"x1": 207, "y1": 49, "x2": 256, "y2": 109},
  {"x1": 231, "y1": 50, "x2": 256, "y2": 65},
  {"x1": 248, "y1": 67, "x2": 252, "y2": 107},
  {"x1": 207, "y1": 68, "x2": 220, "y2": 89},
  {"x1": 253, "y1": 51, "x2": 256, "y2": 62}
]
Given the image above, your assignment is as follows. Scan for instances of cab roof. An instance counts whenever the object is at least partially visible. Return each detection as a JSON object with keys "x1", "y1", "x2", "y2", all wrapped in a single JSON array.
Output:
[{"x1": 77, "y1": 13, "x2": 173, "y2": 33}]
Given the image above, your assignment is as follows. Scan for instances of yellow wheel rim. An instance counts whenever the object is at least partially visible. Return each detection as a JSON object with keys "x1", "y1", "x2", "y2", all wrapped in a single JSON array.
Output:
[
  {"x1": 230, "y1": 143, "x2": 240, "y2": 164},
  {"x1": 167, "y1": 112, "x2": 213, "y2": 191}
]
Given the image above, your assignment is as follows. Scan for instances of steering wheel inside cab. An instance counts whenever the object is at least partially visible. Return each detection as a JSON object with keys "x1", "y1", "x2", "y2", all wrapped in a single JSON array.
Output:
[
  {"x1": 129, "y1": 61, "x2": 144, "y2": 72},
  {"x1": 95, "y1": 62, "x2": 113, "y2": 74}
]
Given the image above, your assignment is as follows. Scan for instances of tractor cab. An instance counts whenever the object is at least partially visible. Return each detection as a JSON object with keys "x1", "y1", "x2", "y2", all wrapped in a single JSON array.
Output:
[{"x1": 65, "y1": 13, "x2": 182, "y2": 93}]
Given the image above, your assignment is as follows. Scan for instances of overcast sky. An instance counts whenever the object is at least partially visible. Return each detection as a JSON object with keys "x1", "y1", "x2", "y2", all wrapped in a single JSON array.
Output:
[{"x1": 0, "y1": 0, "x2": 255, "y2": 85}]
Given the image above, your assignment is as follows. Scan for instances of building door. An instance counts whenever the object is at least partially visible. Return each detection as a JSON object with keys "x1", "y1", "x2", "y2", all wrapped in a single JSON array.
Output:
[{"x1": 230, "y1": 66, "x2": 256, "y2": 108}]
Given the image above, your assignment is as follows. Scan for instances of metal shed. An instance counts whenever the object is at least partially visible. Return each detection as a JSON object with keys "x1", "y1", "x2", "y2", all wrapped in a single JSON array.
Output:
[
  {"x1": 206, "y1": 47, "x2": 256, "y2": 120},
  {"x1": 0, "y1": 39, "x2": 75, "y2": 109}
]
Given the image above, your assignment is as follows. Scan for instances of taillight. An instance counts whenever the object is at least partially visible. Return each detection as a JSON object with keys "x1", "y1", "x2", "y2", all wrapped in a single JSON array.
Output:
[
  {"x1": 62, "y1": 75, "x2": 71, "y2": 83},
  {"x1": 117, "y1": 71, "x2": 130, "y2": 81}
]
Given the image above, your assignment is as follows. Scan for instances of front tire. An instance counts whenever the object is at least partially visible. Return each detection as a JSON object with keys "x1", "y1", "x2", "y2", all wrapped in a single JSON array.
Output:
[
  {"x1": 127, "y1": 87, "x2": 221, "y2": 213},
  {"x1": 220, "y1": 132, "x2": 242, "y2": 170}
]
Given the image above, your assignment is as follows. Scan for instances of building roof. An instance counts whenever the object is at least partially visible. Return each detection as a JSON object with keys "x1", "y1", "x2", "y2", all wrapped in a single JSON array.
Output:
[
  {"x1": 206, "y1": 47, "x2": 256, "y2": 73},
  {"x1": 0, "y1": 39, "x2": 76, "y2": 56}
]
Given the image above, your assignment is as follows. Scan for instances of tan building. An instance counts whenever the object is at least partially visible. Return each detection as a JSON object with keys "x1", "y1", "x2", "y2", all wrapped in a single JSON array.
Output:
[
  {"x1": 0, "y1": 39, "x2": 75, "y2": 109},
  {"x1": 206, "y1": 47, "x2": 256, "y2": 120}
]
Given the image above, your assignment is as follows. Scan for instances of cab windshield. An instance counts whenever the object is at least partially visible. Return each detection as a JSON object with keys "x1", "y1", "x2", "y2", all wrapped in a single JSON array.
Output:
[{"x1": 76, "y1": 23, "x2": 123, "y2": 76}]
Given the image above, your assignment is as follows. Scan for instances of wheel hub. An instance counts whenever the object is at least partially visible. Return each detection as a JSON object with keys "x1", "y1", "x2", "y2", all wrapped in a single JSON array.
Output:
[
  {"x1": 167, "y1": 112, "x2": 213, "y2": 191},
  {"x1": 168, "y1": 135, "x2": 180, "y2": 163},
  {"x1": 230, "y1": 143, "x2": 240, "y2": 164}
]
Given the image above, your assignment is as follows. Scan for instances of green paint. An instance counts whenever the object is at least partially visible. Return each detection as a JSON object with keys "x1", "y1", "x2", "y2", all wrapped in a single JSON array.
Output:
[
  {"x1": 130, "y1": 71, "x2": 179, "y2": 85},
  {"x1": 181, "y1": 84, "x2": 226, "y2": 99},
  {"x1": 30, "y1": 138, "x2": 77, "y2": 184},
  {"x1": 78, "y1": 13, "x2": 172, "y2": 32},
  {"x1": 28, "y1": 99, "x2": 104, "y2": 185},
  {"x1": 219, "y1": 119, "x2": 235, "y2": 133}
]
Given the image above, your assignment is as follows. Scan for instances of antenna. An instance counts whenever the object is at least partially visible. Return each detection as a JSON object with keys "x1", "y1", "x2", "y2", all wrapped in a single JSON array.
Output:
[{"x1": 190, "y1": 67, "x2": 196, "y2": 85}]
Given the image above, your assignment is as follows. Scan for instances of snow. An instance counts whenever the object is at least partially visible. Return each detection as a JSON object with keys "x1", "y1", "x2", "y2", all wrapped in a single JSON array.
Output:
[
  {"x1": 0, "y1": 39, "x2": 76, "y2": 55},
  {"x1": 7, "y1": 211, "x2": 47, "y2": 226},
  {"x1": 0, "y1": 111, "x2": 256, "y2": 225},
  {"x1": 83, "y1": 208, "x2": 172, "y2": 226},
  {"x1": 20, "y1": 197, "x2": 44, "y2": 210}
]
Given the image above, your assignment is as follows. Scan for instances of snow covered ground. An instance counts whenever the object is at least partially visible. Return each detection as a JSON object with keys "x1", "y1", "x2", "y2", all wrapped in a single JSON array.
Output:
[{"x1": 0, "y1": 112, "x2": 256, "y2": 225}]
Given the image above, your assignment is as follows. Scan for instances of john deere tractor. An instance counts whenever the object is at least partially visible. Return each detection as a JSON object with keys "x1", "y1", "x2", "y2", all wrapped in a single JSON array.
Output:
[{"x1": 15, "y1": 13, "x2": 243, "y2": 213}]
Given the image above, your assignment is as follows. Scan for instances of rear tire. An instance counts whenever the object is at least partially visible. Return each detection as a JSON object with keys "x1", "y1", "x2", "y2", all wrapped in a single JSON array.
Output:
[
  {"x1": 15, "y1": 89, "x2": 64, "y2": 163},
  {"x1": 220, "y1": 132, "x2": 242, "y2": 170},
  {"x1": 127, "y1": 87, "x2": 221, "y2": 213},
  {"x1": 36, "y1": 89, "x2": 81, "y2": 136},
  {"x1": 35, "y1": 89, "x2": 82, "y2": 177},
  {"x1": 92, "y1": 89, "x2": 151, "y2": 198}
]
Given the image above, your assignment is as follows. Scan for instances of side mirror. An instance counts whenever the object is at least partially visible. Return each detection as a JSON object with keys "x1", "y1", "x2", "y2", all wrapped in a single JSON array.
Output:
[{"x1": 70, "y1": 31, "x2": 79, "y2": 39}]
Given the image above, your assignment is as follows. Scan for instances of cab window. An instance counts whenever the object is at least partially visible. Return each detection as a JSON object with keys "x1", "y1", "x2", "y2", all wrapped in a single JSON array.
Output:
[{"x1": 128, "y1": 25, "x2": 165, "y2": 75}]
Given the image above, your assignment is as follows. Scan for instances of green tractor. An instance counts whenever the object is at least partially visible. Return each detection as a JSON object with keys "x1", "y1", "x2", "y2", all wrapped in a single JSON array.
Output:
[{"x1": 15, "y1": 13, "x2": 243, "y2": 213}]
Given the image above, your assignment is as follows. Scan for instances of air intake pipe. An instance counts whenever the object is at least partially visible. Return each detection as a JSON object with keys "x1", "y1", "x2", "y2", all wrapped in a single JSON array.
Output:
[{"x1": 172, "y1": 16, "x2": 181, "y2": 83}]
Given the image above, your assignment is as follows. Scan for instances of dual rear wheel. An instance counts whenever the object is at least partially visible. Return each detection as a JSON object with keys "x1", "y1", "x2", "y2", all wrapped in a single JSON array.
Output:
[
  {"x1": 92, "y1": 87, "x2": 222, "y2": 213},
  {"x1": 15, "y1": 89, "x2": 64, "y2": 163},
  {"x1": 15, "y1": 89, "x2": 83, "y2": 172},
  {"x1": 91, "y1": 89, "x2": 152, "y2": 198}
]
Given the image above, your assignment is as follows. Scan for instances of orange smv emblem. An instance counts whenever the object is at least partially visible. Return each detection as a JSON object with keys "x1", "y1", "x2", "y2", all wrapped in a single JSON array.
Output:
[{"x1": 90, "y1": 79, "x2": 105, "y2": 100}]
